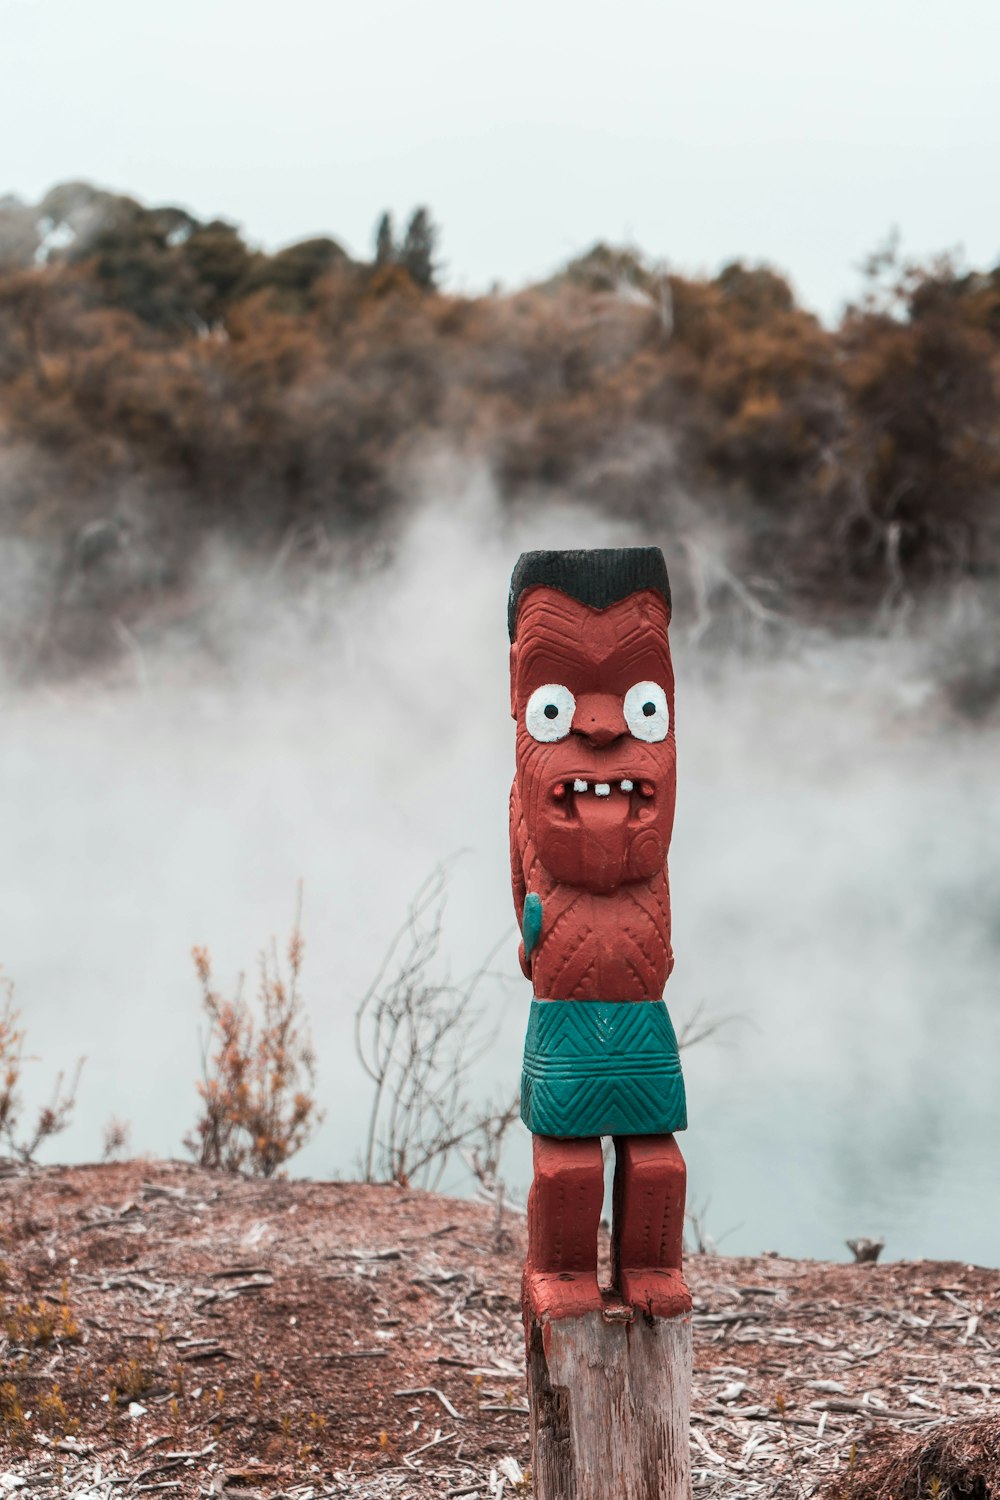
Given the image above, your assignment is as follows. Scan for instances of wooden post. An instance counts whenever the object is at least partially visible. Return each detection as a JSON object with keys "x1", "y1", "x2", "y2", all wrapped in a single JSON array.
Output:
[
  {"x1": 507, "y1": 549, "x2": 693, "y2": 1500},
  {"x1": 527, "y1": 1305, "x2": 692, "y2": 1500}
]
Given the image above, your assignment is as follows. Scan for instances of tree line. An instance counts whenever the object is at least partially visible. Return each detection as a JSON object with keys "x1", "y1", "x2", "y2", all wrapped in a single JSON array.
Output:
[{"x1": 0, "y1": 183, "x2": 997, "y2": 684}]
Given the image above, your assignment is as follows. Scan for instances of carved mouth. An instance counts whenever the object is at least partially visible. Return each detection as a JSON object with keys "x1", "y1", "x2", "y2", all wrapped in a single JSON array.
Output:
[{"x1": 549, "y1": 777, "x2": 655, "y2": 824}]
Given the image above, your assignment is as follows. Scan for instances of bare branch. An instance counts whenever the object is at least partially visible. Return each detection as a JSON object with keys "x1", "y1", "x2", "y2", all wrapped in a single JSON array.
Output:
[
  {"x1": 0, "y1": 967, "x2": 84, "y2": 1165},
  {"x1": 356, "y1": 868, "x2": 516, "y2": 1190},
  {"x1": 674, "y1": 997, "x2": 745, "y2": 1051}
]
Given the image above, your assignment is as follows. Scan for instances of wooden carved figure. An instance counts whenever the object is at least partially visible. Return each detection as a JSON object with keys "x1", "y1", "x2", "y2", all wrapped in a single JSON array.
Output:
[{"x1": 509, "y1": 547, "x2": 692, "y2": 1500}]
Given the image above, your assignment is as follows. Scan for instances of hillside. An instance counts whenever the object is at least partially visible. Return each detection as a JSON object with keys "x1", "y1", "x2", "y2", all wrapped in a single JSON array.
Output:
[
  {"x1": 1, "y1": 185, "x2": 999, "y2": 689},
  {"x1": 2, "y1": 1160, "x2": 999, "y2": 1498}
]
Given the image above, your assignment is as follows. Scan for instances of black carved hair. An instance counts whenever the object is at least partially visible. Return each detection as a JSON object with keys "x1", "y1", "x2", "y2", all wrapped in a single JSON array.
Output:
[{"x1": 507, "y1": 547, "x2": 671, "y2": 641}]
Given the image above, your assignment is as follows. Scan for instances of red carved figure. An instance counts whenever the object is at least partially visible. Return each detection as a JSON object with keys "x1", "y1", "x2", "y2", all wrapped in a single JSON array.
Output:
[{"x1": 509, "y1": 548, "x2": 690, "y2": 1326}]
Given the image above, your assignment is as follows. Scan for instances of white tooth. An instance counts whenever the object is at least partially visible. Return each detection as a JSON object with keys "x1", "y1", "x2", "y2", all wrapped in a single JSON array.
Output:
[
  {"x1": 595, "y1": 783, "x2": 611, "y2": 796},
  {"x1": 620, "y1": 779, "x2": 634, "y2": 792},
  {"x1": 573, "y1": 779, "x2": 588, "y2": 793}
]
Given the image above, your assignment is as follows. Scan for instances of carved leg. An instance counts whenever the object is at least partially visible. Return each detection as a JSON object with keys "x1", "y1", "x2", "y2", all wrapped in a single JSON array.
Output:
[
  {"x1": 523, "y1": 1133, "x2": 605, "y2": 1322},
  {"x1": 611, "y1": 1133, "x2": 691, "y2": 1319}
]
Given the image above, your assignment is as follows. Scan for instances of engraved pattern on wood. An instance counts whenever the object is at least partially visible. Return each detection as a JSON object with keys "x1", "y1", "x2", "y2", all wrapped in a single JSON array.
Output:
[
  {"x1": 511, "y1": 779, "x2": 674, "y2": 999},
  {"x1": 527, "y1": 1310, "x2": 692, "y2": 1500},
  {"x1": 510, "y1": 589, "x2": 677, "y2": 946}
]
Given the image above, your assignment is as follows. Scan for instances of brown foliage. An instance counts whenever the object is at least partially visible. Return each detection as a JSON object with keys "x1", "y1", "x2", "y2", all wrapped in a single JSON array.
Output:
[
  {"x1": 185, "y1": 888, "x2": 322, "y2": 1177},
  {"x1": 0, "y1": 185, "x2": 998, "y2": 681}
]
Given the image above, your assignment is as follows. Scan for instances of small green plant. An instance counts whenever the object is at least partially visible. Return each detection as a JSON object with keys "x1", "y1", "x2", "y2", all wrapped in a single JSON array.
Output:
[
  {"x1": 250, "y1": 1368, "x2": 269, "y2": 1424},
  {"x1": 5, "y1": 1286, "x2": 81, "y2": 1348},
  {"x1": 144, "y1": 1320, "x2": 166, "y2": 1368},
  {"x1": 845, "y1": 1440, "x2": 858, "y2": 1498},
  {"x1": 36, "y1": 1382, "x2": 79, "y2": 1439},
  {"x1": 0, "y1": 1380, "x2": 30, "y2": 1451},
  {"x1": 108, "y1": 1356, "x2": 151, "y2": 1400},
  {"x1": 301, "y1": 1409, "x2": 327, "y2": 1459}
]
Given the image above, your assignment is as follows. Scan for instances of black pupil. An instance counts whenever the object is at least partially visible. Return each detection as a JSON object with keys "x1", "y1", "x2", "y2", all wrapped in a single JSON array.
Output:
[
  {"x1": 544, "y1": 703, "x2": 559, "y2": 719},
  {"x1": 642, "y1": 701, "x2": 656, "y2": 717}
]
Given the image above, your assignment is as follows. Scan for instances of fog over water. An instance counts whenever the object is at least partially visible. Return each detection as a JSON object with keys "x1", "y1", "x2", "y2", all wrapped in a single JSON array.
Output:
[{"x1": 3, "y1": 465, "x2": 999, "y2": 1266}]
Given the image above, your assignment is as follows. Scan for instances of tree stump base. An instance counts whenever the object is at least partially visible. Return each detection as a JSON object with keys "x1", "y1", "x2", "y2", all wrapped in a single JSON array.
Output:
[{"x1": 526, "y1": 1299, "x2": 692, "y2": 1500}]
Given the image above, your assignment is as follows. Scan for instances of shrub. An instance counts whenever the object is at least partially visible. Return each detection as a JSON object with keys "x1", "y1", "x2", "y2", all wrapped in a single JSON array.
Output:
[
  {"x1": 184, "y1": 888, "x2": 323, "y2": 1176},
  {"x1": 356, "y1": 867, "x2": 518, "y2": 1190},
  {"x1": 0, "y1": 967, "x2": 82, "y2": 1165}
]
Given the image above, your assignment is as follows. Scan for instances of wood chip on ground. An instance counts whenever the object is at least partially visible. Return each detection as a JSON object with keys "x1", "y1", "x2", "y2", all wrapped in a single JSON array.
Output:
[{"x1": 1, "y1": 1160, "x2": 997, "y2": 1498}]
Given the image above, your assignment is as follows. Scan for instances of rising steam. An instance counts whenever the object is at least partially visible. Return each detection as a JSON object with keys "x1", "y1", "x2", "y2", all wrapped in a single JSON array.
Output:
[{"x1": 2, "y1": 457, "x2": 998, "y2": 1263}]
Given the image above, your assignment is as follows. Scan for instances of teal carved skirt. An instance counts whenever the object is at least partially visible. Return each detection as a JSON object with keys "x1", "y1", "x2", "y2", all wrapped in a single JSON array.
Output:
[{"x1": 520, "y1": 998, "x2": 687, "y2": 1139}]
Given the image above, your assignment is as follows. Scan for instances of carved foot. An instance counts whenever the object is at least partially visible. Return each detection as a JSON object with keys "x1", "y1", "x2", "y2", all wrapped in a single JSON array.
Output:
[
  {"x1": 618, "y1": 1265, "x2": 691, "y2": 1320},
  {"x1": 523, "y1": 1267, "x2": 605, "y2": 1322}
]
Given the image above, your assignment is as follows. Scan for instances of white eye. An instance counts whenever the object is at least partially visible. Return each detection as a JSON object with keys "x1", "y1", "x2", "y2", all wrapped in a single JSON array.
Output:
[
  {"x1": 623, "y1": 681, "x2": 670, "y2": 743},
  {"x1": 525, "y1": 684, "x2": 576, "y2": 743}
]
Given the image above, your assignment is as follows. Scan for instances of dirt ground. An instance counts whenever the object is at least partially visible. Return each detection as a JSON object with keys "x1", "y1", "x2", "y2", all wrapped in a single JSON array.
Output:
[{"x1": 1, "y1": 1160, "x2": 998, "y2": 1498}]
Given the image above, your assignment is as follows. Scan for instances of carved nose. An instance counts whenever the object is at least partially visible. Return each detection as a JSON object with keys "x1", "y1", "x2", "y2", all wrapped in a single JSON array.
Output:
[
  {"x1": 573, "y1": 695, "x2": 625, "y2": 747},
  {"x1": 583, "y1": 723, "x2": 622, "y2": 747}
]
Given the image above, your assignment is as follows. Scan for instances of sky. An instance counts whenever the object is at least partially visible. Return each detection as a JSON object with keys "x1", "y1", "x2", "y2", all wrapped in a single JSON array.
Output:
[{"x1": 2, "y1": 0, "x2": 999, "y2": 320}]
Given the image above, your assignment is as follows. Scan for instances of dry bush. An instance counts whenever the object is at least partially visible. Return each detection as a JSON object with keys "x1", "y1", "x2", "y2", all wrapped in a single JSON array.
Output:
[
  {"x1": 356, "y1": 867, "x2": 516, "y2": 1190},
  {"x1": 184, "y1": 887, "x2": 323, "y2": 1177},
  {"x1": 0, "y1": 966, "x2": 82, "y2": 1165}
]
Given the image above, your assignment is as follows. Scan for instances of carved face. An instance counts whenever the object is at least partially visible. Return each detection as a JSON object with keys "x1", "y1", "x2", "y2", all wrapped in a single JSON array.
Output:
[{"x1": 511, "y1": 586, "x2": 676, "y2": 895}]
